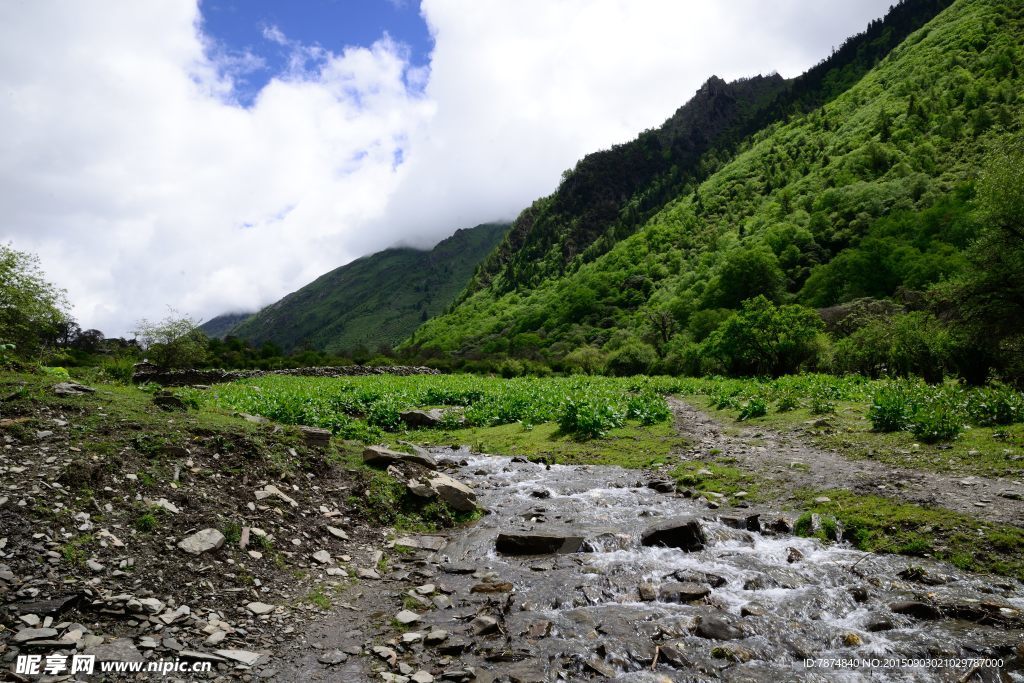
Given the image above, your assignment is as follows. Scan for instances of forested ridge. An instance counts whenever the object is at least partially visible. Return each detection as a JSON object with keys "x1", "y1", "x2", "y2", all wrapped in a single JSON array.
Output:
[{"x1": 409, "y1": 0, "x2": 1024, "y2": 384}]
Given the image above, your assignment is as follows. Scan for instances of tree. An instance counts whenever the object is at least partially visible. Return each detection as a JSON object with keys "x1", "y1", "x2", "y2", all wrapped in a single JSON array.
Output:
[
  {"x1": 702, "y1": 296, "x2": 824, "y2": 376},
  {"x1": 703, "y1": 246, "x2": 786, "y2": 309},
  {"x1": 947, "y1": 137, "x2": 1024, "y2": 382},
  {"x1": 0, "y1": 244, "x2": 69, "y2": 358},
  {"x1": 132, "y1": 310, "x2": 209, "y2": 369}
]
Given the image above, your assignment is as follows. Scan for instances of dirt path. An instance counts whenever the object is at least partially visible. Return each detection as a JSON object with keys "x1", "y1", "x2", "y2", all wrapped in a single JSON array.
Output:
[{"x1": 670, "y1": 397, "x2": 1024, "y2": 528}]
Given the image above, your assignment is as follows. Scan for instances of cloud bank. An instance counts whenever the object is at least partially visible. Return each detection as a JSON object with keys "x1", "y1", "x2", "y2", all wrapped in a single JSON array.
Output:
[{"x1": 0, "y1": 0, "x2": 892, "y2": 335}]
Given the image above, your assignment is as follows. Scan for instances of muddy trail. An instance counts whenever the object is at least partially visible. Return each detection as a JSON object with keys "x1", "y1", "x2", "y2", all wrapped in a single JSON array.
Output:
[
  {"x1": 669, "y1": 398, "x2": 1024, "y2": 528},
  {"x1": 279, "y1": 445, "x2": 1024, "y2": 682}
]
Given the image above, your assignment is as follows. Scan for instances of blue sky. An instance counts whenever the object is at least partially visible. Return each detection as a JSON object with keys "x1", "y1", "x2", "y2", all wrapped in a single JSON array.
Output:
[{"x1": 200, "y1": 0, "x2": 434, "y2": 104}]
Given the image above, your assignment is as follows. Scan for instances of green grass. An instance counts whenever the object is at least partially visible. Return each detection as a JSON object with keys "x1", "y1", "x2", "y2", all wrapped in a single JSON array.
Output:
[
  {"x1": 305, "y1": 587, "x2": 332, "y2": 610},
  {"x1": 415, "y1": 419, "x2": 684, "y2": 468},
  {"x1": 670, "y1": 460, "x2": 759, "y2": 500},
  {"x1": 690, "y1": 390, "x2": 1024, "y2": 478},
  {"x1": 794, "y1": 489, "x2": 1024, "y2": 579}
]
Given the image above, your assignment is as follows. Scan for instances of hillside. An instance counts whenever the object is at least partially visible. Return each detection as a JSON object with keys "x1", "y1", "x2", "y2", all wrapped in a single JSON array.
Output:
[
  {"x1": 409, "y1": 0, "x2": 1022, "y2": 375},
  {"x1": 199, "y1": 311, "x2": 254, "y2": 339},
  {"x1": 226, "y1": 222, "x2": 508, "y2": 354}
]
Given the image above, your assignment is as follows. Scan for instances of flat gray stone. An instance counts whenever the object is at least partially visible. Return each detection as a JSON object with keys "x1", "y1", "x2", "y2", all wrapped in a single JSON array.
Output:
[{"x1": 177, "y1": 528, "x2": 225, "y2": 555}]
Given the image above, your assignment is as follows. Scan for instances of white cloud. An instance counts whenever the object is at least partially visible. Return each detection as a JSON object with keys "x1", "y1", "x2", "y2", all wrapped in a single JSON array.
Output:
[{"x1": 0, "y1": 0, "x2": 891, "y2": 335}]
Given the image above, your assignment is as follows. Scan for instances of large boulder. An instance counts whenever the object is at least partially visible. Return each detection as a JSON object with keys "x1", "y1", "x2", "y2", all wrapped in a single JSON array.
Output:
[
  {"x1": 427, "y1": 472, "x2": 477, "y2": 512},
  {"x1": 496, "y1": 531, "x2": 585, "y2": 555},
  {"x1": 363, "y1": 446, "x2": 437, "y2": 470},
  {"x1": 399, "y1": 409, "x2": 446, "y2": 429},
  {"x1": 640, "y1": 517, "x2": 706, "y2": 551}
]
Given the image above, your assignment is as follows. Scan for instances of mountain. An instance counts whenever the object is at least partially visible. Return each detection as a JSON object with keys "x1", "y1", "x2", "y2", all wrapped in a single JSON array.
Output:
[
  {"x1": 409, "y1": 0, "x2": 1021, "y2": 371},
  {"x1": 224, "y1": 223, "x2": 508, "y2": 354},
  {"x1": 199, "y1": 312, "x2": 254, "y2": 339}
]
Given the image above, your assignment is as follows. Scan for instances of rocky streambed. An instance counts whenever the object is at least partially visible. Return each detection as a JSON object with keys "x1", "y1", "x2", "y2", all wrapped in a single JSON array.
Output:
[{"x1": 291, "y1": 448, "x2": 1024, "y2": 682}]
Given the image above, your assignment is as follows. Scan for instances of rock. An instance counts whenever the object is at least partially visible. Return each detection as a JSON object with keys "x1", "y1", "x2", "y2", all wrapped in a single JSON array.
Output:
[
  {"x1": 10, "y1": 594, "x2": 81, "y2": 615},
  {"x1": 326, "y1": 567, "x2": 347, "y2": 577},
  {"x1": 255, "y1": 484, "x2": 298, "y2": 508},
  {"x1": 740, "y1": 603, "x2": 765, "y2": 617},
  {"x1": 86, "y1": 638, "x2": 145, "y2": 662},
  {"x1": 428, "y1": 472, "x2": 478, "y2": 512},
  {"x1": 496, "y1": 531, "x2": 585, "y2": 555},
  {"x1": 584, "y1": 659, "x2": 617, "y2": 677},
  {"x1": 372, "y1": 645, "x2": 399, "y2": 666},
  {"x1": 814, "y1": 496, "x2": 832, "y2": 504},
  {"x1": 395, "y1": 609, "x2": 422, "y2": 625},
  {"x1": 889, "y1": 601, "x2": 941, "y2": 620},
  {"x1": 14, "y1": 628, "x2": 58, "y2": 643},
  {"x1": 411, "y1": 672, "x2": 434, "y2": 683},
  {"x1": 326, "y1": 525, "x2": 350, "y2": 540},
  {"x1": 711, "y1": 644, "x2": 755, "y2": 662},
  {"x1": 357, "y1": 568, "x2": 381, "y2": 580},
  {"x1": 318, "y1": 650, "x2": 348, "y2": 665},
  {"x1": 363, "y1": 445, "x2": 437, "y2": 469},
  {"x1": 471, "y1": 615, "x2": 499, "y2": 635},
  {"x1": 765, "y1": 516, "x2": 793, "y2": 534},
  {"x1": 641, "y1": 517, "x2": 706, "y2": 551},
  {"x1": 205, "y1": 631, "x2": 227, "y2": 646},
  {"x1": 312, "y1": 550, "x2": 332, "y2": 564},
  {"x1": 865, "y1": 617, "x2": 895, "y2": 632},
  {"x1": 843, "y1": 632, "x2": 862, "y2": 646},
  {"x1": 145, "y1": 497, "x2": 181, "y2": 514},
  {"x1": 694, "y1": 615, "x2": 744, "y2": 640},
  {"x1": 215, "y1": 649, "x2": 265, "y2": 666},
  {"x1": 177, "y1": 528, "x2": 225, "y2": 555},
  {"x1": 53, "y1": 382, "x2": 96, "y2": 396},
  {"x1": 87, "y1": 559, "x2": 105, "y2": 572},
  {"x1": 787, "y1": 547, "x2": 804, "y2": 563},
  {"x1": 658, "y1": 643, "x2": 691, "y2": 668},
  {"x1": 471, "y1": 581, "x2": 513, "y2": 593},
  {"x1": 399, "y1": 409, "x2": 447, "y2": 429},
  {"x1": 638, "y1": 583, "x2": 657, "y2": 601},
  {"x1": 718, "y1": 513, "x2": 761, "y2": 533},
  {"x1": 394, "y1": 535, "x2": 446, "y2": 551},
  {"x1": 415, "y1": 584, "x2": 435, "y2": 595},
  {"x1": 247, "y1": 601, "x2": 276, "y2": 615},
  {"x1": 425, "y1": 628, "x2": 449, "y2": 645},
  {"x1": 153, "y1": 393, "x2": 188, "y2": 411},
  {"x1": 300, "y1": 426, "x2": 331, "y2": 448},
  {"x1": 658, "y1": 582, "x2": 711, "y2": 603},
  {"x1": 647, "y1": 479, "x2": 676, "y2": 493}
]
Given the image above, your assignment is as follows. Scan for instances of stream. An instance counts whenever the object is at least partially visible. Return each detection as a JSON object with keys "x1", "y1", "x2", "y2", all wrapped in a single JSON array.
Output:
[{"x1": 405, "y1": 448, "x2": 1024, "y2": 682}]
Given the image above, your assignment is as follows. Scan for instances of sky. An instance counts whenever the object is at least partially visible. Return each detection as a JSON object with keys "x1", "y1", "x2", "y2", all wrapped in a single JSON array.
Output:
[{"x1": 0, "y1": 0, "x2": 894, "y2": 337}]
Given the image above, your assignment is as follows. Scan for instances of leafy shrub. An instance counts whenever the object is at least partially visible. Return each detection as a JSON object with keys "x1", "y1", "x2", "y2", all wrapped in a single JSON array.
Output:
[
  {"x1": 910, "y1": 402, "x2": 963, "y2": 443},
  {"x1": 558, "y1": 398, "x2": 624, "y2": 439},
  {"x1": 738, "y1": 398, "x2": 767, "y2": 421},
  {"x1": 775, "y1": 392, "x2": 799, "y2": 412},
  {"x1": 964, "y1": 385, "x2": 1024, "y2": 426},
  {"x1": 809, "y1": 394, "x2": 836, "y2": 415},
  {"x1": 831, "y1": 312, "x2": 952, "y2": 382},
  {"x1": 366, "y1": 398, "x2": 402, "y2": 431},
  {"x1": 604, "y1": 340, "x2": 658, "y2": 376},
  {"x1": 868, "y1": 386, "x2": 912, "y2": 432},
  {"x1": 40, "y1": 366, "x2": 71, "y2": 380},
  {"x1": 625, "y1": 392, "x2": 670, "y2": 425}
]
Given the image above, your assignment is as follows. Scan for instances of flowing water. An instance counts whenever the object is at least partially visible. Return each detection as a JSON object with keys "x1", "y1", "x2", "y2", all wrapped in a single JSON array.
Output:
[{"x1": 415, "y1": 448, "x2": 1024, "y2": 682}]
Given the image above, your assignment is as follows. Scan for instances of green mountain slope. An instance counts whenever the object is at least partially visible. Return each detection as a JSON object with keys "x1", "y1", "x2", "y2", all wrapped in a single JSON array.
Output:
[
  {"x1": 463, "y1": 0, "x2": 954, "y2": 299},
  {"x1": 410, "y1": 0, "x2": 1022, "y2": 372},
  {"x1": 229, "y1": 223, "x2": 508, "y2": 353},
  {"x1": 199, "y1": 312, "x2": 254, "y2": 339}
]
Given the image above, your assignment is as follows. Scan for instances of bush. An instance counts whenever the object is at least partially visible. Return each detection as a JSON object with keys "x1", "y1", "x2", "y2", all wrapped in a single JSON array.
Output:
[
  {"x1": 832, "y1": 312, "x2": 952, "y2": 382},
  {"x1": 625, "y1": 392, "x2": 670, "y2": 425},
  {"x1": 562, "y1": 345, "x2": 606, "y2": 375},
  {"x1": 868, "y1": 386, "x2": 912, "y2": 432},
  {"x1": 557, "y1": 398, "x2": 624, "y2": 439},
  {"x1": 133, "y1": 311, "x2": 208, "y2": 369},
  {"x1": 604, "y1": 340, "x2": 658, "y2": 377},
  {"x1": 964, "y1": 385, "x2": 1024, "y2": 426},
  {"x1": 910, "y1": 402, "x2": 963, "y2": 443},
  {"x1": 738, "y1": 398, "x2": 768, "y2": 421}
]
